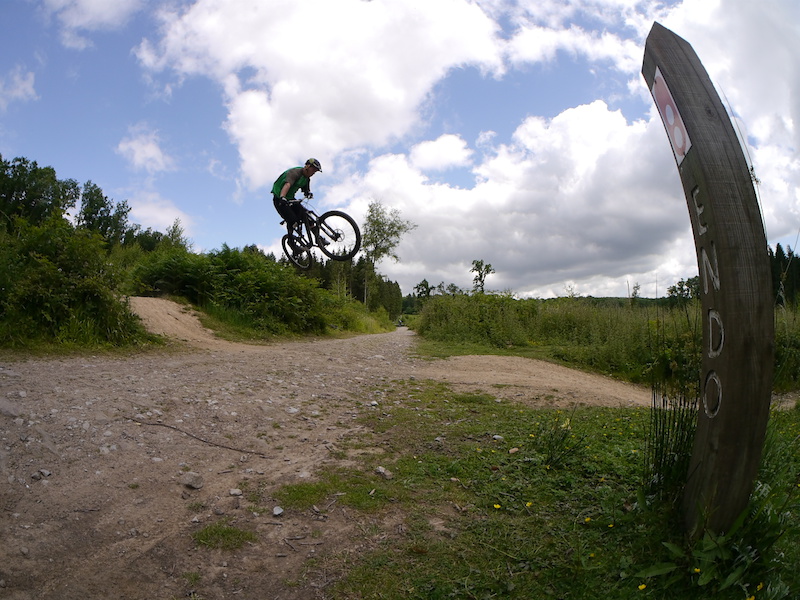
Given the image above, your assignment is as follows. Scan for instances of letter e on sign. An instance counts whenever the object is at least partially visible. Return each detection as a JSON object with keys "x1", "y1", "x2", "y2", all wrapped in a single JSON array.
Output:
[{"x1": 650, "y1": 67, "x2": 692, "y2": 164}]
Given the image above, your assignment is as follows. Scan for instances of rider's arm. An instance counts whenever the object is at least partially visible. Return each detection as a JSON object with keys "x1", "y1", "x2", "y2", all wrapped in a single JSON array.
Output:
[{"x1": 280, "y1": 168, "x2": 304, "y2": 200}]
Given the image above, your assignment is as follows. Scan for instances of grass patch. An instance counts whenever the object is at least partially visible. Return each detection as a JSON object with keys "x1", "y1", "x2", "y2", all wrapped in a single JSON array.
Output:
[
  {"x1": 276, "y1": 380, "x2": 800, "y2": 599},
  {"x1": 182, "y1": 572, "x2": 201, "y2": 586},
  {"x1": 186, "y1": 501, "x2": 206, "y2": 513},
  {"x1": 275, "y1": 471, "x2": 405, "y2": 513},
  {"x1": 191, "y1": 519, "x2": 257, "y2": 550}
]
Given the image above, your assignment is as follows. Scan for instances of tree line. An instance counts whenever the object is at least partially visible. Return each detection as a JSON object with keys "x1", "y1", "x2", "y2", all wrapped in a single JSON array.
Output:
[{"x1": 664, "y1": 243, "x2": 800, "y2": 307}]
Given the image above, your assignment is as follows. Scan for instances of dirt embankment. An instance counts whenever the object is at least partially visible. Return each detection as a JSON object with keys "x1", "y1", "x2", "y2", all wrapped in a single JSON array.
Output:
[{"x1": 0, "y1": 297, "x2": 650, "y2": 600}]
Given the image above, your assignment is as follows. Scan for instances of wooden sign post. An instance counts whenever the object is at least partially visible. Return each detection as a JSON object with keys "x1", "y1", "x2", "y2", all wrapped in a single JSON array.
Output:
[{"x1": 641, "y1": 22, "x2": 774, "y2": 535}]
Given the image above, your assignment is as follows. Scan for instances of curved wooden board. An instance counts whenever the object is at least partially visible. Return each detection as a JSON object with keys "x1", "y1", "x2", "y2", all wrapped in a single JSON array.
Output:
[{"x1": 642, "y1": 22, "x2": 774, "y2": 535}]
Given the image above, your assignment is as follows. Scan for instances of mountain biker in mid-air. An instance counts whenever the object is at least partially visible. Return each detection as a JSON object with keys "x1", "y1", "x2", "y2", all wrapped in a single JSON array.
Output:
[
  {"x1": 271, "y1": 157, "x2": 361, "y2": 268},
  {"x1": 272, "y1": 158, "x2": 322, "y2": 237}
]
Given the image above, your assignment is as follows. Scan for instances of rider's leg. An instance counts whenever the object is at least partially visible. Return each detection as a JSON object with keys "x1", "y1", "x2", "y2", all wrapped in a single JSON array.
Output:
[{"x1": 274, "y1": 195, "x2": 303, "y2": 236}]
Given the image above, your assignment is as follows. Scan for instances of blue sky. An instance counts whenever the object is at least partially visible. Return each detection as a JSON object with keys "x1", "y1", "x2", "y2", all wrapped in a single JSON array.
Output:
[{"x1": 2, "y1": 0, "x2": 798, "y2": 298}]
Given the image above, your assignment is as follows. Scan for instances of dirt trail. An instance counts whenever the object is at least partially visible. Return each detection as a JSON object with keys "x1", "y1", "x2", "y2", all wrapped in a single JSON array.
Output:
[{"x1": 0, "y1": 298, "x2": 651, "y2": 600}]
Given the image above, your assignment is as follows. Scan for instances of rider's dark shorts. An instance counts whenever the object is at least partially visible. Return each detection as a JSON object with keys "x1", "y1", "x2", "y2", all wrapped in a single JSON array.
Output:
[{"x1": 273, "y1": 195, "x2": 304, "y2": 228}]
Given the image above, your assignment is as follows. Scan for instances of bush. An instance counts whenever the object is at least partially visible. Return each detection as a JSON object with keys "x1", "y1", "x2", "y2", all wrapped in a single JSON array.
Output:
[
  {"x1": 416, "y1": 294, "x2": 705, "y2": 385},
  {"x1": 417, "y1": 293, "x2": 539, "y2": 347},
  {"x1": 0, "y1": 215, "x2": 148, "y2": 347},
  {"x1": 129, "y1": 244, "x2": 387, "y2": 337}
]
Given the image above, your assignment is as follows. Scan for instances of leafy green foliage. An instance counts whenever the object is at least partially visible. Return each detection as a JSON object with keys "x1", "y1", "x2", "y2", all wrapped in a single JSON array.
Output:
[
  {"x1": 129, "y1": 244, "x2": 390, "y2": 336},
  {"x1": 361, "y1": 199, "x2": 416, "y2": 265},
  {"x1": 0, "y1": 214, "x2": 149, "y2": 347},
  {"x1": 470, "y1": 258, "x2": 495, "y2": 293},
  {"x1": 0, "y1": 154, "x2": 80, "y2": 227},
  {"x1": 360, "y1": 199, "x2": 416, "y2": 306},
  {"x1": 417, "y1": 292, "x2": 540, "y2": 348},
  {"x1": 773, "y1": 303, "x2": 800, "y2": 392},
  {"x1": 75, "y1": 180, "x2": 132, "y2": 246},
  {"x1": 638, "y1": 481, "x2": 798, "y2": 598},
  {"x1": 417, "y1": 294, "x2": 707, "y2": 385}
]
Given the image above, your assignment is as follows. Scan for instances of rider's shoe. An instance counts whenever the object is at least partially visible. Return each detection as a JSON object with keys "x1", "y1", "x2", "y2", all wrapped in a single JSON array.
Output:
[
  {"x1": 291, "y1": 239, "x2": 311, "y2": 252},
  {"x1": 318, "y1": 238, "x2": 330, "y2": 247}
]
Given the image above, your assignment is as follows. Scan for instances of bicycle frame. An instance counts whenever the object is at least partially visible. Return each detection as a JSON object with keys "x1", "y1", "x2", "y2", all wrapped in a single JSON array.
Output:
[
  {"x1": 296, "y1": 206, "x2": 343, "y2": 249},
  {"x1": 280, "y1": 200, "x2": 360, "y2": 267},
  {"x1": 296, "y1": 207, "x2": 321, "y2": 248}
]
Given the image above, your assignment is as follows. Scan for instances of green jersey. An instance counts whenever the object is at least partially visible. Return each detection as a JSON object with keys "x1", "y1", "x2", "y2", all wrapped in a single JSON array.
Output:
[{"x1": 272, "y1": 166, "x2": 310, "y2": 200}]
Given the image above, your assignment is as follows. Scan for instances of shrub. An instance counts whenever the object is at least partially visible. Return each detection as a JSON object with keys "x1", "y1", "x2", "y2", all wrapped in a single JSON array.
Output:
[
  {"x1": 0, "y1": 215, "x2": 148, "y2": 347},
  {"x1": 129, "y1": 244, "x2": 382, "y2": 336},
  {"x1": 417, "y1": 293, "x2": 538, "y2": 347}
]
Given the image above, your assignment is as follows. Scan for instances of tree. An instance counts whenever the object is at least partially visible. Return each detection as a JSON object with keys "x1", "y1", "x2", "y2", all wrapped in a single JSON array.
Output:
[
  {"x1": 667, "y1": 276, "x2": 700, "y2": 302},
  {"x1": 129, "y1": 227, "x2": 163, "y2": 251},
  {"x1": 629, "y1": 281, "x2": 641, "y2": 306},
  {"x1": 470, "y1": 259, "x2": 495, "y2": 293},
  {"x1": 0, "y1": 154, "x2": 80, "y2": 227},
  {"x1": 360, "y1": 199, "x2": 416, "y2": 304},
  {"x1": 414, "y1": 279, "x2": 432, "y2": 299},
  {"x1": 163, "y1": 219, "x2": 191, "y2": 250},
  {"x1": 76, "y1": 181, "x2": 132, "y2": 246},
  {"x1": 445, "y1": 283, "x2": 464, "y2": 296}
]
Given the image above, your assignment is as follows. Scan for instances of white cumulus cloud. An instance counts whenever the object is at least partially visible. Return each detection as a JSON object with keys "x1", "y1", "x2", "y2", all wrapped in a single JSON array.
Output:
[
  {"x1": 0, "y1": 66, "x2": 37, "y2": 111},
  {"x1": 116, "y1": 124, "x2": 175, "y2": 174},
  {"x1": 136, "y1": 0, "x2": 504, "y2": 188},
  {"x1": 410, "y1": 135, "x2": 473, "y2": 172},
  {"x1": 42, "y1": 0, "x2": 146, "y2": 49},
  {"x1": 127, "y1": 190, "x2": 193, "y2": 236}
]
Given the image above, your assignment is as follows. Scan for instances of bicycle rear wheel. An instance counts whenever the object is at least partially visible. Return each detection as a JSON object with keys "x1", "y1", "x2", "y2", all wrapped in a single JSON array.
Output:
[
  {"x1": 281, "y1": 234, "x2": 312, "y2": 269},
  {"x1": 316, "y1": 210, "x2": 361, "y2": 261}
]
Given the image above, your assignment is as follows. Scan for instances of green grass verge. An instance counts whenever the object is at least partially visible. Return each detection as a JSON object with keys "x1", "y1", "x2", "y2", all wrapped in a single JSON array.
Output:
[{"x1": 274, "y1": 381, "x2": 800, "y2": 599}]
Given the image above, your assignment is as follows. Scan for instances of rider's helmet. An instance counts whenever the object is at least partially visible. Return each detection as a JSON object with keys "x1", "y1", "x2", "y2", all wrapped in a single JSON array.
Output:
[{"x1": 305, "y1": 158, "x2": 322, "y2": 172}]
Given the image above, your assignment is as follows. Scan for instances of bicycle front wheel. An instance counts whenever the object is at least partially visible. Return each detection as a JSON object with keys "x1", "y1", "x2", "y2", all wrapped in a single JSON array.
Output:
[
  {"x1": 316, "y1": 210, "x2": 361, "y2": 261},
  {"x1": 281, "y1": 234, "x2": 312, "y2": 270}
]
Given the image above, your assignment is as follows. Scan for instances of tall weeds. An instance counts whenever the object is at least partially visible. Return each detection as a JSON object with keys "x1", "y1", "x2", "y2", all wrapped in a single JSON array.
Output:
[
  {"x1": 644, "y1": 388, "x2": 697, "y2": 504},
  {"x1": 417, "y1": 294, "x2": 703, "y2": 384}
]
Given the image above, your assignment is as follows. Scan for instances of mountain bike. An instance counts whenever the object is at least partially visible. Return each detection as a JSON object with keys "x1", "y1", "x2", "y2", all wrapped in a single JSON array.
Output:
[{"x1": 280, "y1": 201, "x2": 361, "y2": 269}]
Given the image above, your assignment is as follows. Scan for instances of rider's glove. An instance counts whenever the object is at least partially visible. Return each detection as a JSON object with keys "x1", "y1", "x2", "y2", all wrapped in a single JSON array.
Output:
[{"x1": 304, "y1": 192, "x2": 313, "y2": 200}]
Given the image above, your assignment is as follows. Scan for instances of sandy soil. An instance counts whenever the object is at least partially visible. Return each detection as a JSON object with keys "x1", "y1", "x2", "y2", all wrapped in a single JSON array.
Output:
[{"x1": 0, "y1": 297, "x2": 651, "y2": 600}]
